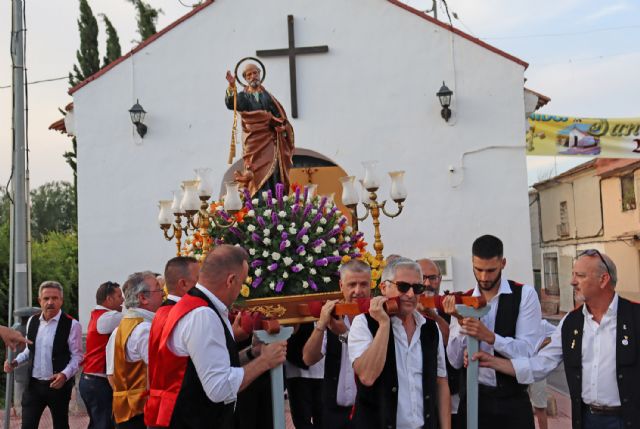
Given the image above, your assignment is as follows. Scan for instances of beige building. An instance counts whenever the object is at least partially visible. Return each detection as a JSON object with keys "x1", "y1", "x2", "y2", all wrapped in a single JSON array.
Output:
[{"x1": 532, "y1": 159, "x2": 640, "y2": 314}]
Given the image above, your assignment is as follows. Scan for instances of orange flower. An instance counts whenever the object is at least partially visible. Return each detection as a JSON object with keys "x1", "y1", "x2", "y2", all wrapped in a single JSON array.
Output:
[
  {"x1": 290, "y1": 182, "x2": 302, "y2": 193},
  {"x1": 209, "y1": 202, "x2": 220, "y2": 212},
  {"x1": 356, "y1": 239, "x2": 368, "y2": 251},
  {"x1": 234, "y1": 207, "x2": 249, "y2": 223}
]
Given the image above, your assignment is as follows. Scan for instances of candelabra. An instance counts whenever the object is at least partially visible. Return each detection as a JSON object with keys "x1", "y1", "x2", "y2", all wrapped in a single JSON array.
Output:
[
  {"x1": 158, "y1": 168, "x2": 243, "y2": 257},
  {"x1": 339, "y1": 162, "x2": 408, "y2": 262}
]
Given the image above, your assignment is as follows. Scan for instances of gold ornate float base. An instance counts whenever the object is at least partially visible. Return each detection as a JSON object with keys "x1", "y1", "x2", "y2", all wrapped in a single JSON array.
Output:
[{"x1": 236, "y1": 291, "x2": 343, "y2": 325}]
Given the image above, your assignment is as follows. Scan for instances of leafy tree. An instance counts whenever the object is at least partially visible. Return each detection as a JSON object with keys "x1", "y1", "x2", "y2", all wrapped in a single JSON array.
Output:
[
  {"x1": 63, "y1": 136, "x2": 78, "y2": 193},
  {"x1": 101, "y1": 14, "x2": 122, "y2": 67},
  {"x1": 30, "y1": 181, "x2": 77, "y2": 240},
  {"x1": 69, "y1": 0, "x2": 100, "y2": 87},
  {"x1": 127, "y1": 0, "x2": 162, "y2": 41}
]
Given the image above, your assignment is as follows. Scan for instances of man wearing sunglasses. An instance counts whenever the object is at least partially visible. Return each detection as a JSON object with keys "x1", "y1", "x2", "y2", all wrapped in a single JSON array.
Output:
[
  {"x1": 349, "y1": 257, "x2": 451, "y2": 429},
  {"x1": 472, "y1": 250, "x2": 640, "y2": 429},
  {"x1": 444, "y1": 235, "x2": 541, "y2": 429}
]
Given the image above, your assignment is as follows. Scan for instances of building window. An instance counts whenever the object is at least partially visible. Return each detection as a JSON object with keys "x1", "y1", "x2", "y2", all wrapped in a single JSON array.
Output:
[
  {"x1": 557, "y1": 201, "x2": 570, "y2": 237},
  {"x1": 543, "y1": 253, "x2": 560, "y2": 296},
  {"x1": 621, "y1": 174, "x2": 636, "y2": 211}
]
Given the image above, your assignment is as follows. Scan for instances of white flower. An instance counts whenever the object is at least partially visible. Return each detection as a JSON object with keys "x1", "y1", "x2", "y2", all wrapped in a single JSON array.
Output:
[
  {"x1": 277, "y1": 224, "x2": 284, "y2": 231},
  {"x1": 307, "y1": 257, "x2": 314, "y2": 264},
  {"x1": 255, "y1": 268, "x2": 263, "y2": 277},
  {"x1": 295, "y1": 263, "x2": 304, "y2": 271},
  {"x1": 333, "y1": 250, "x2": 339, "y2": 256},
  {"x1": 283, "y1": 195, "x2": 289, "y2": 202},
  {"x1": 272, "y1": 198, "x2": 277, "y2": 204},
  {"x1": 247, "y1": 224, "x2": 256, "y2": 232},
  {"x1": 246, "y1": 210, "x2": 255, "y2": 217},
  {"x1": 300, "y1": 250, "x2": 307, "y2": 256},
  {"x1": 329, "y1": 237, "x2": 337, "y2": 244},
  {"x1": 283, "y1": 272, "x2": 289, "y2": 279},
  {"x1": 313, "y1": 246, "x2": 322, "y2": 254},
  {"x1": 252, "y1": 198, "x2": 259, "y2": 205},
  {"x1": 271, "y1": 252, "x2": 281, "y2": 261},
  {"x1": 311, "y1": 209, "x2": 318, "y2": 215},
  {"x1": 269, "y1": 281, "x2": 275, "y2": 290},
  {"x1": 283, "y1": 257, "x2": 293, "y2": 266},
  {"x1": 302, "y1": 235, "x2": 309, "y2": 244},
  {"x1": 336, "y1": 210, "x2": 342, "y2": 216},
  {"x1": 323, "y1": 277, "x2": 331, "y2": 283},
  {"x1": 263, "y1": 238, "x2": 271, "y2": 245},
  {"x1": 249, "y1": 248, "x2": 256, "y2": 256},
  {"x1": 215, "y1": 205, "x2": 224, "y2": 212},
  {"x1": 278, "y1": 211, "x2": 286, "y2": 218},
  {"x1": 264, "y1": 209, "x2": 272, "y2": 217},
  {"x1": 263, "y1": 229, "x2": 270, "y2": 237},
  {"x1": 316, "y1": 227, "x2": 324, "y2": 234},
  {"x1": 345, "y1": 236, "x2": 351, "y2": 242},
  {"x1": 284, "y1": 240, "x2": 291, "y2": 248},
  {"x1": 310, "y1": 268, "x2": 317, "y2": 275},
  {"x1": 262, "y1": 250, "x2": 269, "y2": 257},
  {"x1": 261, "y1": 192, "x2": 268, "y2": 200},
  {"x1": 319, "y1": 218, "x2": 327, "y2": 225},
  {"x1": 302, "y1": 281, "x2": 309, "y2": 289},
  {"x1": 290, "y1": 222, "x2": 297, "y2": 227},
  {"x1": 303, "y1": 222, "x2": 311, "y2": 228},
  {"x1": 234, "y1": 243, "x2": 241, "y2": 247},
  {"x1": 289, "y1": 227, "x2": 297, "y2": 234},
  {"x1": 345, "y1": 226, "x2": 353, "y2": 234}
]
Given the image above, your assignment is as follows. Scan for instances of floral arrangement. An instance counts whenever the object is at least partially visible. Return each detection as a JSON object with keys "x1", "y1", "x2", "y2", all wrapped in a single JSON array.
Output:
[{"x1": 193, "y1": 183, "x2": 365, "y2": 299}]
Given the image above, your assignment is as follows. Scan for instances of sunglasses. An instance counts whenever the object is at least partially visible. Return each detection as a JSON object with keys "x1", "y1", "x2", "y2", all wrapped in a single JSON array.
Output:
[
  {"x1": 578, "y1": 249, "x2": 612, "y2": 278},
  {"x1": 386, "y1": 280, "x2": 426, "y2": 295},
  {"x1": 423, "y1": 274, "x2": 442, "y2": 283}
]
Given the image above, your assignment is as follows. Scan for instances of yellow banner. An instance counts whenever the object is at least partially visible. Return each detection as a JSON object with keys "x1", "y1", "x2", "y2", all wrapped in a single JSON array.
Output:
[{"x1": 527, "y1": 115, "x2": 640, "y2": 158}]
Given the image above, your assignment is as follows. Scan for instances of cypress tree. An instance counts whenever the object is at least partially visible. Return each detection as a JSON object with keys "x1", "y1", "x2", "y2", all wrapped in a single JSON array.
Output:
[
  {"x1": 69, "y1": 0, "x2": 100, "y2": 87},
  {"x1": 100, "y1": 14, "x2": 122, "y2": 67},
  {"x1": 127, "y1": 0, "x2": 162, "y2": 41}
]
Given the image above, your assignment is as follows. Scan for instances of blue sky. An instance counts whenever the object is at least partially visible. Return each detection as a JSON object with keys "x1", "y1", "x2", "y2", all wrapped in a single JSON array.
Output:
[{"x1": 2, "y1": 0, "x2": 639, "y2": 188}]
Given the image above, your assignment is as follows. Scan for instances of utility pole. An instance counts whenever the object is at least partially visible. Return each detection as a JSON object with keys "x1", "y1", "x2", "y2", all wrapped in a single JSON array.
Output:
[{"x1": 5, "y1": 0, "x2": 30, "y2": 427}]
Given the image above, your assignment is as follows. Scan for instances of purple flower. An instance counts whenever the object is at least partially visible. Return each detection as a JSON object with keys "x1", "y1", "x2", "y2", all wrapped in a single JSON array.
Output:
[
  {"x1": 251, "y1": 233, "x2": 261, "y2": 242},
  {"x1": 229, "y1": 227, "x2": 243, "y2": 239},
  {"x1": 319, "y1": 196, "x2": 327, "y2": 209},
  {"x1": 268, "y1": 263, "x2": 278, "y2": 272},
  {"x1": 279, "y1": 241, "x2": 287, "y2": 252},
  {"x1": 327, "y1": 227, "x2": 341, "y2": 238},
  {"x1": 266, "y1": 190, "x2": 273, "y2": 208},
  {"x1": 311, "y1": 239, "x2": 324, "y2": 248},
  {"x1": 338, "y1": 217, "x2": 347, "y2": 226},
  {"x1": 251, "y1": 260, "x2": 264, "y2": 268},
  {"x1": 271, "y1": 211, "x2": 278, "y2": 226},
  {"x1": 327, "y1": 206, "x2": 337, "y2": 218},
  {"x1": 257, "y1": 216, "x2": 266, "y2": 228},
  {"x1": 219, "y1": 210, "x2": 231, "y2": 221},
  {"x1": 251, "y1": 277, "x2": 263, "y2": 288},
  {"x1": 292, "y1": 203, "x2": 300, "y2": 215},
  {"x1": 291, "y1": 265, "x2": 302, "y2": 273},
  {"x1": 349, "y1": 252, "x2": 362, "y2": 259},
  {"x1": 326, "y1": 256, "x2": 342, "y2": 263},
  {"x1": 276, "y1": 183, "x2": 284, "y2": 209},
  {"x1": 296, "y1": 227, "x2": 309, "y2": 240},
  {"x1": 339, "y1": 242, "x2": 351, "y2": 251},
  {"x1": 311, "y1": 212, "x2": 323, "y2": 225},
  {"x1": 314, "y1": 258, "x2": 329, "y2": 267},
  {"x1": 295, "y1": 187, "x2": 301, "y2": 204},
  {"x1": 302, "y1": 204, "x2": 312, "y2": 219},
  {"x1": 275, "y1": 280, "x2": 285, "y2": 293},
  {"x1": 303, "y1": 186, "x2": 309, "y2": 203},
  {"x1": 281, "y1": 232, "x2": 288, "y2": 241},
  {"x1": 355, "y1": 232, "x2": 364, "y2": 240},
  {"x1": 296, "y1": 245, "x2": 306, "y2": 254},
  {"x1": 309, "y1": 279, "x2": 318, "y2": 291},
  {"x1": 244, "y1": 189, "x2": 253, "y2": 209},
  {"x1": 214, "y1": 238, "x2": 224, "y2": 245}
]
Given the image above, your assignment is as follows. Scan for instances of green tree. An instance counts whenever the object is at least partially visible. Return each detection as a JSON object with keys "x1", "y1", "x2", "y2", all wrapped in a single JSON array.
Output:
[
  {"x1": 69, "y1": 0, "x2": 100, "y2": 87},
  {"x1": 30, "y1": 181, "x2": 77, "y2": 241},
  {"x1": 101, "y1": 14, "x2": 122, "y2": 67},
  {"x1": 63, "y1": 136, "x2": 78, "y2": 193},
  {"x1": 127, "y1": 0, "x2": 162, "y2": 41}
]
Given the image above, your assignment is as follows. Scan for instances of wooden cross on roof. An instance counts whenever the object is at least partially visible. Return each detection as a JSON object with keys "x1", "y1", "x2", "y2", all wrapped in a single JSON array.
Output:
[{"x1": 256, "y1": 15, "x2": 329, "y2": 119}]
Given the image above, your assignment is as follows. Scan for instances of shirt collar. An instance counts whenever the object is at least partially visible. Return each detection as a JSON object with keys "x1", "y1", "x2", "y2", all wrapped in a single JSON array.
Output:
[
  {"x1": 95, "y1": 305, "x2": 110, "y2": 311},
  {"x1": 124, "y1": 307, "x2": 155, "y2": 322},
  {"x1": 391, "y1": 310, "x2": 426, "y2": 327},
  {"x1": 196, "y1": 284, "x2": 228, "y2": 316},
  {"x1": 166, "y1": 294, "x2": 181, "y2": 303},
  {"x1": 582, "y1": 293, "x2": 619, "y2": 319},
  {"x1": 40, "y1": 310, "x2": 62, "y2": 323},
  {"x1": 472, "y1": 277, "x2": 511, "y2": 298}
]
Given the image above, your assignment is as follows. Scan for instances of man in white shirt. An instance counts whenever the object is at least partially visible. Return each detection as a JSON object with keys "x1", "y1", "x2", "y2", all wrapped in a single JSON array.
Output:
[
  {"x1": 107, "y1": 271, "x2": 163, "y2": 429},
  {"x1": 444, "y1": 234, "x2": 541, "y2": 429},
  {"x1": 162, "y1": 256, "x2": 199, "y2": 306},
  {"x1": 4, "y1": 281, "x2": 83, "y2": 429},
  {"x1": 302, "y1": 259, "x2": 372, "y2": 429},
  {"x1": 349, "y1": 257, "x2": 451, "y2": 429},
  {"x1": 472, "y1": 250, "x2": 640, "y2": 429},
  {"x1": 80, "y1": 281, "x2": 124, "y2": 429},
  {"x1": 144, "y1": 244, "x2": 288, "y2": 429}
]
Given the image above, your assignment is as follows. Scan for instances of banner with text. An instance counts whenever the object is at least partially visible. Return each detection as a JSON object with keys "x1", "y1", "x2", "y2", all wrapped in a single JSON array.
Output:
[{"x1": 527, "y1": 115, "x2": 640, "y2": 158}]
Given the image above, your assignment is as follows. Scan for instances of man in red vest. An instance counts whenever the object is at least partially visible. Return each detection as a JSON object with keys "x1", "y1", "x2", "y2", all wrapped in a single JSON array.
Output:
[
  {"x1": 79, "y1": 281, "x2": 124, "y2": 429},
  {"x1": 145, "y1": 244, "x2": 288, "y2": 429}
]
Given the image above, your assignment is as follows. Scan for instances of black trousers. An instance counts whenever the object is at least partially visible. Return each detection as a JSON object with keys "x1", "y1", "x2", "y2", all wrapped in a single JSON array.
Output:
[
  {"x1": 236, "y1": 372, "x2": 273, "y2": 429},
  {"x1": 116, "y1": 414, "x2": 145, "y2": 429},
  {"x1": 79, "y1": 373, "x2": 115, "y2": 429},
  {"x1": 322, "y1": 405, "x2": 352, "y2": 429},
  {"x1": 458, "y1": 386, "x2": 534, "y2": 429},
  {"x1": 21, "y1": 378, "x2": 73, "y2": 429},
  {"x1": 287, "y1": 378, "x2": 323, "y2": 429}
]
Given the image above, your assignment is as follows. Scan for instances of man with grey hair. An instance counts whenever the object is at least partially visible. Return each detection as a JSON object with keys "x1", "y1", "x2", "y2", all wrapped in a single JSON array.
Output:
[
  {"x1": 472, "y1": 250, "x2": 640, "y2": 429},
  {"x1": 302, "y1": 259, "x2": 372, "y2": 429},
  {"x1": 4, "y1": 281, "x2": 83, "y2": 429},
  {"x1": 106, "y1": 271, "x2": 163, "y2": 429},
  {"x1": 349, "y1": 257, "x2": 451, "y2": 429}
]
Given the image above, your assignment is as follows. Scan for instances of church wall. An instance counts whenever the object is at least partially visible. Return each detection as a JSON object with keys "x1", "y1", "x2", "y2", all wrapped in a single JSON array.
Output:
[{"x1": 73, "y1": 0, "x2": 531, "y2": 328}]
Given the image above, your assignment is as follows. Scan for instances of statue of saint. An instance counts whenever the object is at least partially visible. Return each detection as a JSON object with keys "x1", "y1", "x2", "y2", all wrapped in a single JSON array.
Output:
[{"x1": 225, "y1": 61, "x2": 295, "y2": 197}]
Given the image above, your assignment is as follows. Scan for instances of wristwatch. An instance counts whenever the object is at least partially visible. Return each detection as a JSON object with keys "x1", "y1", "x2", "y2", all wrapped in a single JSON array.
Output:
[{"x1": 338, "y1": 332, "x2": 349, "y2": 344}]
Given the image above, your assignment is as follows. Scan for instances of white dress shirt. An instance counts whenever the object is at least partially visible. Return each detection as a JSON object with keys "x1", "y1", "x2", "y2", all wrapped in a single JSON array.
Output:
[
  {"x1": 447, "y1": 278, "x2": 541, "y2": 387},
  {"x1": 166, "y1": 294, "x2": 181, "y2": 304},
  {"x1": 94, "y1": 305, "x2": 123, "y2": 335},
  {"x1": 349, "y1": 311, "x2": 447, "y2": 429},
  {"x1": 321, "y1": 317, "x2": 357, "y2": 407},
  {"x1": 15, "y1": 310, "x2": 83, "y2": 381},
  {"x1": 512, "y1": 294, "x2": 621, "y2": 407},
  {"x1": 167, "y1": 284, "x2": 244, "y2": 405},
  {"x1": 105, "y1": 307, "x2": 154, "y2": 375}
]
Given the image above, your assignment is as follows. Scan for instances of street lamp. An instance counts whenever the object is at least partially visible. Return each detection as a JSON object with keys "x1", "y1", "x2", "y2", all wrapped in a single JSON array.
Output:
[
  {"x1": 129, "y1": 99, "x2": 148, "y2": 138},
  {"x1": 436, "y1": 82, "x2": 453, "y2": 122}
]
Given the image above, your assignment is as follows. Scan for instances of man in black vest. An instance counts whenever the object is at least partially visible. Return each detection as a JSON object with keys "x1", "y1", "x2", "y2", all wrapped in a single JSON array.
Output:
[
  {"x1": 4, "y1": 281, "x2": 83, "y2": 429},
  {"x1": 302, "y1": 259, "x2": 372, "y2": 429},
  {"x1": 444, "y1": 235, "x2": 541, "y2": 429},
  {"x1": 349, "y1": 257, "x2": 451, "y2": 429},
  {"x1": 162, "y1": 256, "x2": 199, "y2": 306},
  {"x1": 472, "y1": 250, "x2": 639, "y2": 429}
]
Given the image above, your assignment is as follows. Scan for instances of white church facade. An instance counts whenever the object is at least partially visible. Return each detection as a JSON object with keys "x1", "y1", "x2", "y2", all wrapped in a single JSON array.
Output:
[{"x1": 65, "y1": 0, "x2": 542, "y2": 328}]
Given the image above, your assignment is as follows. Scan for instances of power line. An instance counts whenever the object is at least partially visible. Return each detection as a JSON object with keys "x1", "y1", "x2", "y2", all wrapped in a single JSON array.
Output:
[
  {"x1": 0, "y1": 75, "x2": 66, "y2": 89},
  {"x1": 480, "y1": 24, "x2": 640, "y2": 40}
]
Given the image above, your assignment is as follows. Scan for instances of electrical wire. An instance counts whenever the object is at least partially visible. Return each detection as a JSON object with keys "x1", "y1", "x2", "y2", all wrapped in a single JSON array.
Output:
[
  {"x1": 480, "y1": 24, "x2": 640, "y2": 41},
  {"x1": 0, "y1": 75, "x2": 66, "y2": 89}
]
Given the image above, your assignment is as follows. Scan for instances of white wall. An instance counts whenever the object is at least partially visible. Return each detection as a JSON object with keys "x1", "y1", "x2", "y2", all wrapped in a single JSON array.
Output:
[{"x1": 73, "y1": 0, "x2": 530, "y2": 328}]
